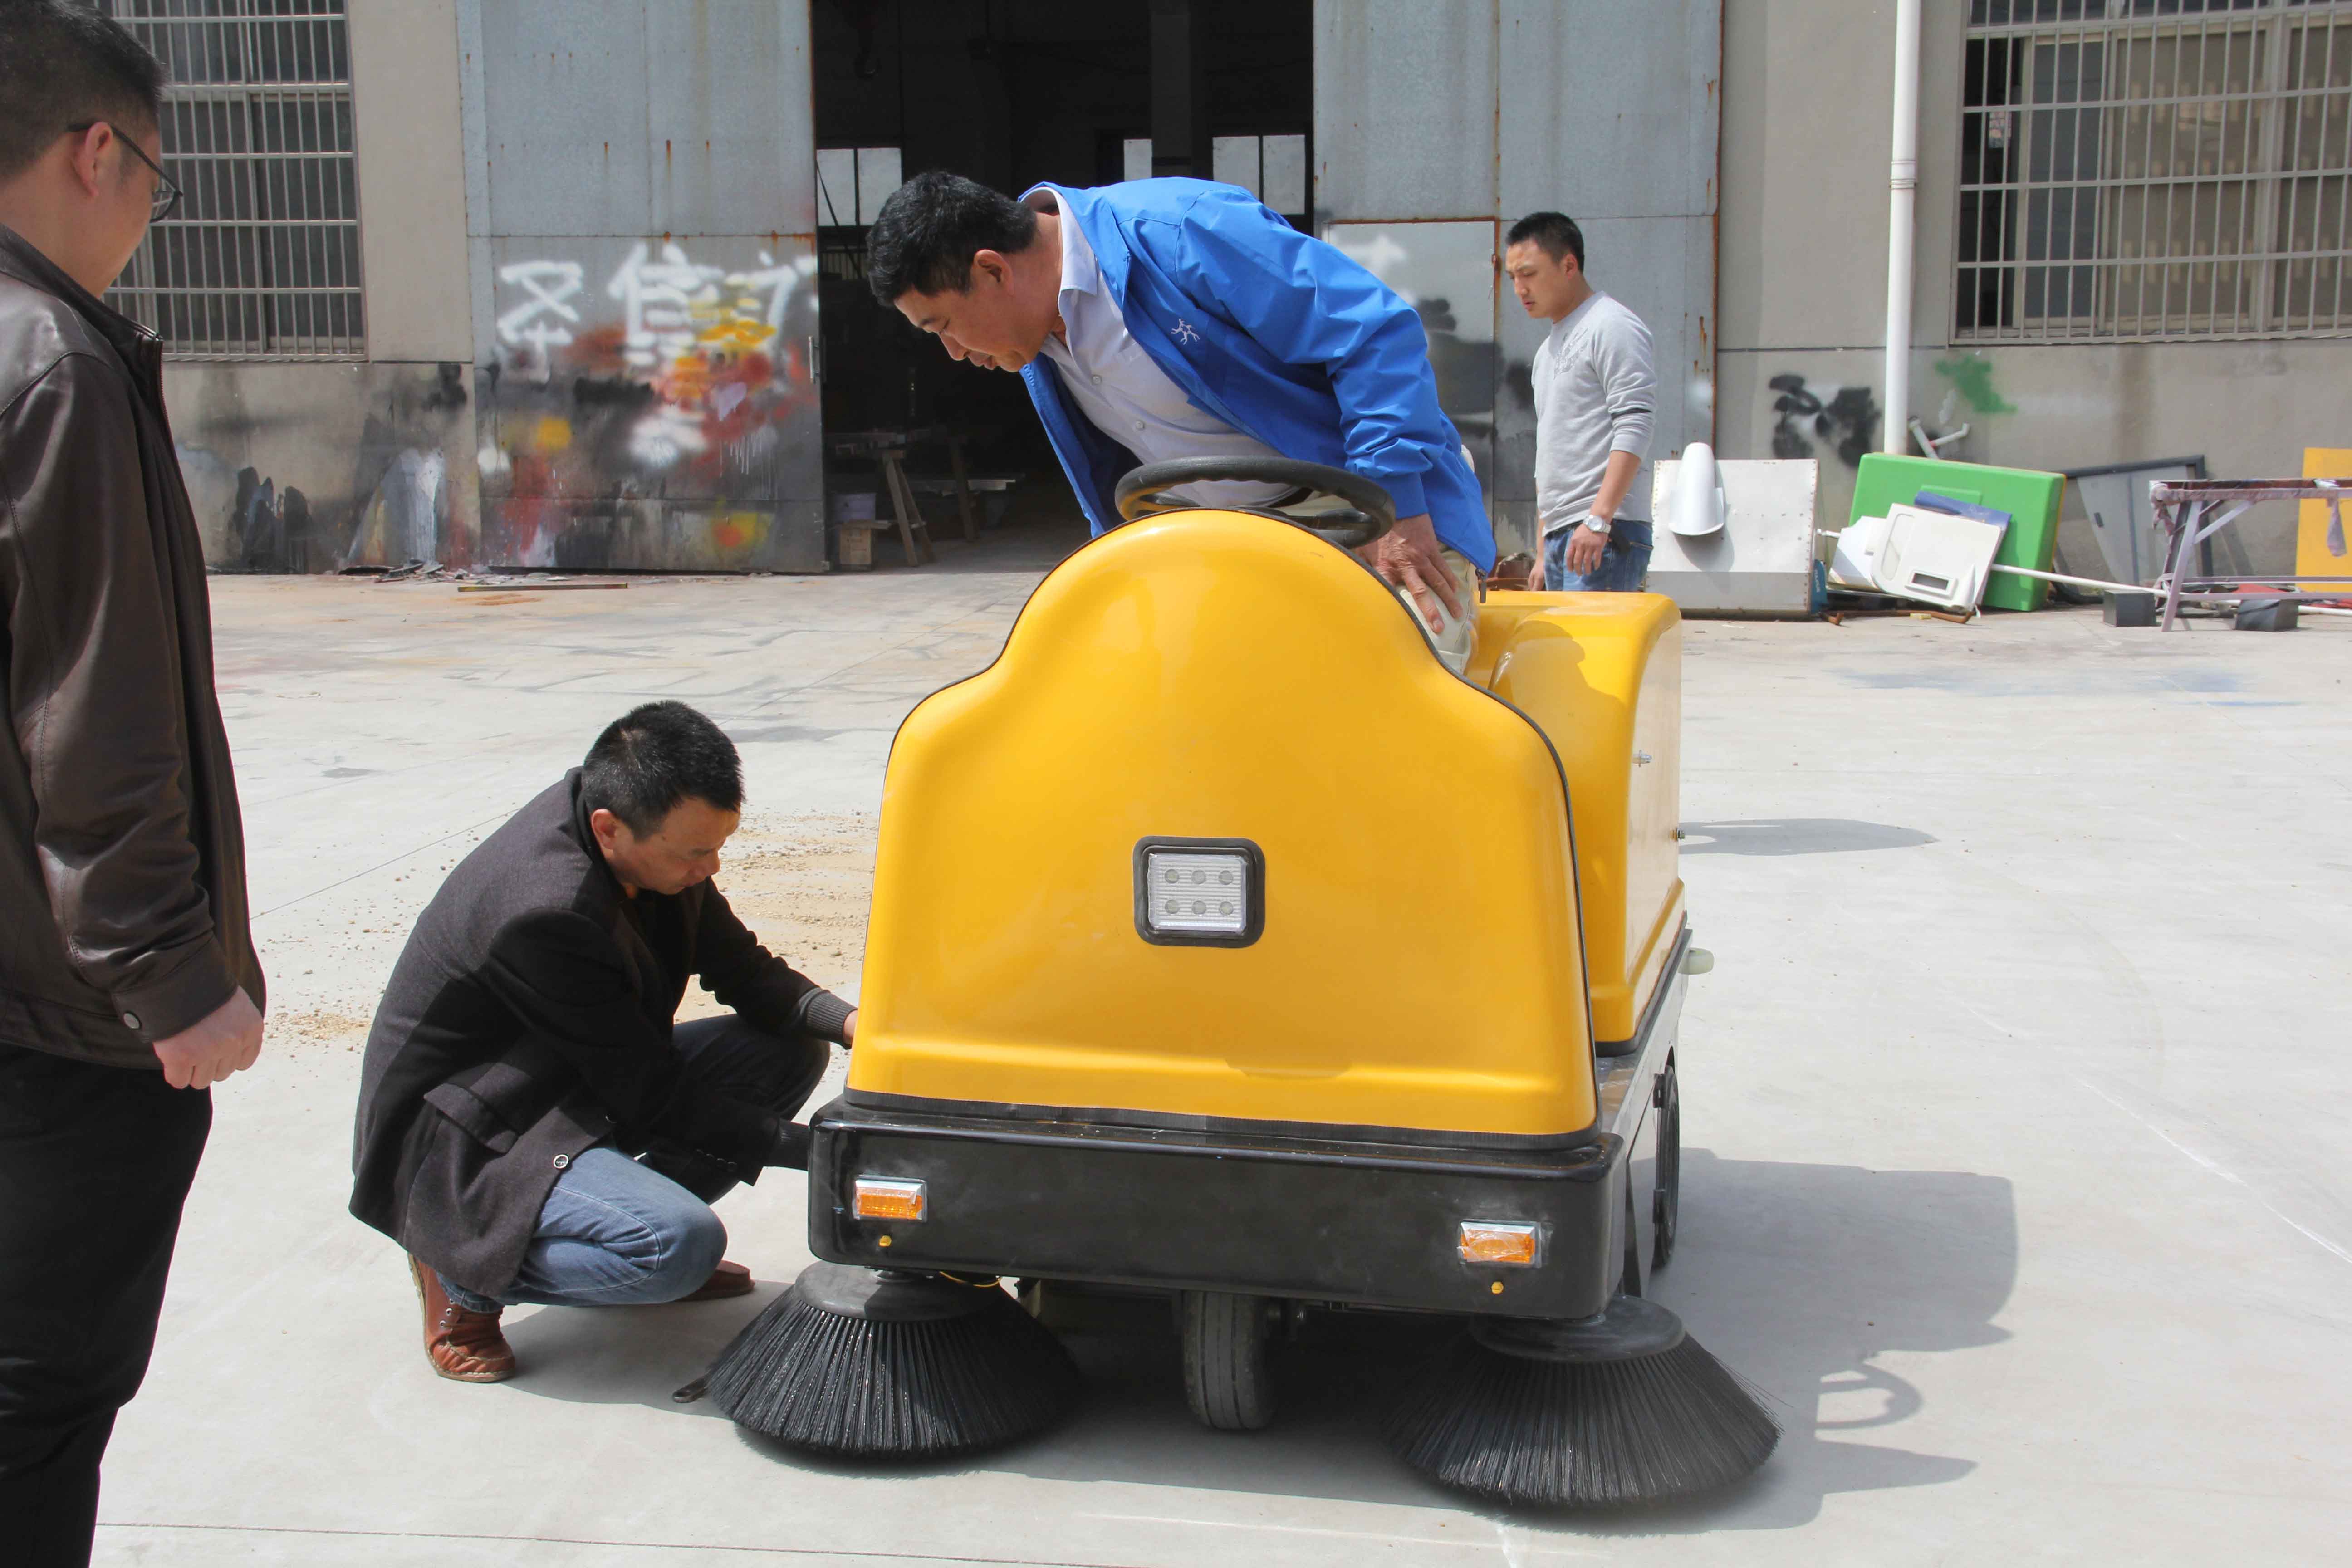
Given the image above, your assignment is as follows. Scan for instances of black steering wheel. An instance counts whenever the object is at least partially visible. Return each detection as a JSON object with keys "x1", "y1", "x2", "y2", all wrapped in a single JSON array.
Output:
[{"x1": 1113, "y1": 457, "x2": 1396, "y2": 551}]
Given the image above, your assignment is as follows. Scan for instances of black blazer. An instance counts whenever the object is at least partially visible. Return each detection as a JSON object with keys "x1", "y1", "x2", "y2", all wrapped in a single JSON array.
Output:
[{"x1": 349, "y1": 772, "x2": 842, "y2": 1295}]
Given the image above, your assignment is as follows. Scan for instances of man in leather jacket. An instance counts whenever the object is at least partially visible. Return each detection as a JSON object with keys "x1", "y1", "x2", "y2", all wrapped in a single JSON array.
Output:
[
  {"x1": 0, "y1": 6, "x2": 267, "y2": 1563},
  {"x1": 350, "y1": 701, "x2": 856, "y2": 1382}
]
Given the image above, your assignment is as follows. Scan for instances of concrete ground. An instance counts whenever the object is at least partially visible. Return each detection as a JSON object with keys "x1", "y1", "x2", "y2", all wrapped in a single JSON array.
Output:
[{"x1": 92, "y1": 529, "x2": 2352, "y2": 1565}]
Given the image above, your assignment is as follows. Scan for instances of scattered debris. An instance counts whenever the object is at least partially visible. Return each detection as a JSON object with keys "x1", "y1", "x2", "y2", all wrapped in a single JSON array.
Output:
[
  {"x1": 2234, "y1": 597, "x2": 2299, "y2": 632},
  {"x1": 456, "y1": 581, "x2": 627, "y2": 593}
]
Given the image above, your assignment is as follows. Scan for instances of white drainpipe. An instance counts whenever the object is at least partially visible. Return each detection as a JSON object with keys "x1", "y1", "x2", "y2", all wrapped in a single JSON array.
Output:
[{"x1": 1882, "y1": 0, "x2": 1922, "y2": 455}]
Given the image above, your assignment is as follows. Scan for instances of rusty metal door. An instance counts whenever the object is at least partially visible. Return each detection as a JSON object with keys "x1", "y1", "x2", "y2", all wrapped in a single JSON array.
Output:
[{"x1": 460, "y1": 0, "x2": 824, "y2": 572}]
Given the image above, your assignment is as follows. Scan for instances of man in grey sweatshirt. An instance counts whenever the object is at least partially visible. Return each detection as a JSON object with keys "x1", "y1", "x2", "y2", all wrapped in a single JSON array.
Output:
[{"x1": 1506, "y1": 212, "x2": 1656, "y2": 592}]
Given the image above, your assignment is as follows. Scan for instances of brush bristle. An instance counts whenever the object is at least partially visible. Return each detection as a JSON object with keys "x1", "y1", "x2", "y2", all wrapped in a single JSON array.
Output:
[
  {"x1": 705, "y1": 1284, "x2": 1083, "y2": 1458},
  {"x1": 1385, "y1": 1330, "x2": 1779, "y2": 1507}
]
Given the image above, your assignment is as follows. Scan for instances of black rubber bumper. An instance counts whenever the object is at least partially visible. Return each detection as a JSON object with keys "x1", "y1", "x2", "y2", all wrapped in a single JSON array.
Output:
[{"x1": 806, "y1": 1098, "x2": 1622, "y2": 1320}]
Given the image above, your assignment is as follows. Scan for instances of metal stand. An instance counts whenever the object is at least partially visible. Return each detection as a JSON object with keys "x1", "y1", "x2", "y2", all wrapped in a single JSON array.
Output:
[{"x1": 2151, "y1": 478, "x2": 2347, "y2": 630}]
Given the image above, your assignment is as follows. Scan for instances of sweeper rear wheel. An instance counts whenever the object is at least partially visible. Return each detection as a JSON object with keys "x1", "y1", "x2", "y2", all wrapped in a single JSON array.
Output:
[
  {"x1": 1653, "y1": 1055, "x2": 1681, "y2": 1271},
  {"x1": 1181, "y1": 1289, "x2": 1278, "y2": 1431}
]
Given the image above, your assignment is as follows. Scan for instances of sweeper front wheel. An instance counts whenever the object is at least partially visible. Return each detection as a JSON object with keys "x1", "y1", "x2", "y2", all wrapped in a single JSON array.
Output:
[
  {"x1": 1181, "y1": 1289, "x2": 1278, "y2": 1431},
  {"x1": 1653, "y1": 1055, "x2": 1681, "y2": 1271}
]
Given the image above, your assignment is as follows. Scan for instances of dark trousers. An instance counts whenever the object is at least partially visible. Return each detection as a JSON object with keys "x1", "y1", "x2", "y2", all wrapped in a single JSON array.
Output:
[
  {"x1": 0, "y1": 1043, "x2": 211, "y2": 1568},
  {"x1": 441, "y1": 1015, "x2": 831, "y2": 1311}
]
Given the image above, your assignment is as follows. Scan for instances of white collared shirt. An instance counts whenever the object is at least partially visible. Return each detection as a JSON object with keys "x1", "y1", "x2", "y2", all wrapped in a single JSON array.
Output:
[{"x1": 1034, "y1": 195, "x2": 1290, "y2": 509}]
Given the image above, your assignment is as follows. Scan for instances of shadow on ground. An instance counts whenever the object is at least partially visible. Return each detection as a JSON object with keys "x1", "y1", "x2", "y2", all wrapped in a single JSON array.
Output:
[
  {"x1": 1679, "y1": 819, "x2": 1937, "y2": 856},
  {"x1": 494, "y1": 1151, "x2": 2016, "y2": 1535}
]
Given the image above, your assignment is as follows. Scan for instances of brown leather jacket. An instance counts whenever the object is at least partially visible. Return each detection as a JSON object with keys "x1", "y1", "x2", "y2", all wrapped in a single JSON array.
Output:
[{"x1": 0, "y1": 225, "x2": 264, "y2": 1069}]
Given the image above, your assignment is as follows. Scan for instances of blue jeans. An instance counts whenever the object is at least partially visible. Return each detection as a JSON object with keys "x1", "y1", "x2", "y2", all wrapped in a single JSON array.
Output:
[
  {"x1": 442, "y1": 1015, "x2": 829, "y2": 1312},
  {"x1": 1543, "y1": 518, "x2": 1654, "y2": 592}
]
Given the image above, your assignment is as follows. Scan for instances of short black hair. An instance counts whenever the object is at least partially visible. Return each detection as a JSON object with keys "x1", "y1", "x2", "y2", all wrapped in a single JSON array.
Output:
[
  {"x1": 0, "y1": 1, "x2": 167, "y2": 182},
  {"x1": 865, "y1": 170, "x2": 1039, "y2": 306},
  {"x1": 1506, "y1": 211, "x2": 1586, "y2": 271},
  {"x1": 579, "y1": 701, "x2": 743, "y2": 834}
]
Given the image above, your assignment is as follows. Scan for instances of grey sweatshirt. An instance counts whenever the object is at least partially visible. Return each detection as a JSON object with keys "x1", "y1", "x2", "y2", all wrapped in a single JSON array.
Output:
[{"x1": 1532, "y1": 290, "x2": 1656, "y2": 534}]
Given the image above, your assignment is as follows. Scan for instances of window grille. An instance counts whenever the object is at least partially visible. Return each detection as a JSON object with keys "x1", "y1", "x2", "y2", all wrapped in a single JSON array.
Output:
[
  {"x1": 1959, "y1": 0, "x2": 2352, "y2": 342},
  {"x1": 106, "y1": 1, "x2": 364, "y2": 360},
  {"x1": 816, "y1": 147, "x2": 904, "y2": 228}
]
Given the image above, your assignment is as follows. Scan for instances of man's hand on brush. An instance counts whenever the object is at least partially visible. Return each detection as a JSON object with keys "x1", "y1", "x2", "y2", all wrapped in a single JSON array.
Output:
[{"x1": 152, "y1": 988, "x2": 264, "y2": 1090}]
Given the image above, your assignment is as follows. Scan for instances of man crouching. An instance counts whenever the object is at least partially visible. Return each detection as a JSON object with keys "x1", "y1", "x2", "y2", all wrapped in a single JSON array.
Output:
[{"x1": 349, "y1": 701, "x2": 854, "y2": 1382}]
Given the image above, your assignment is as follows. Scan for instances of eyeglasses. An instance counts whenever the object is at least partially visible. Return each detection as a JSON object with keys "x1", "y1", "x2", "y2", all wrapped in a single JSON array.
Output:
[{"x1": 63, "y1": 121, "x2": 183, "y2": 223}]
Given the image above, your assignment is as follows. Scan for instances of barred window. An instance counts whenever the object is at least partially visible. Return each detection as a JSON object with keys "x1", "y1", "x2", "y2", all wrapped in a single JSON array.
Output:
[
  {"x1": 106, "y1": 1, "x2": 364, "y2": 359},
  {"x1": 1959, "y1": 0, "x2": 2352, "y2": 342}
]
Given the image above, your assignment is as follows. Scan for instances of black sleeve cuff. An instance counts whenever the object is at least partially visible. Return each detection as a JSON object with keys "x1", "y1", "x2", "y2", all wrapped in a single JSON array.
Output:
[{"x1": 791, "y1": 989, "x2": 857, "y2": 1044}]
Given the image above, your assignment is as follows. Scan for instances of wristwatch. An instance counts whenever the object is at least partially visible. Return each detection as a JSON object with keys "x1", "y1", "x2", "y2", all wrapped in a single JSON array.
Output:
[{"x1": 1581, "y1": 514, "x2": 1613, "y2": 538}]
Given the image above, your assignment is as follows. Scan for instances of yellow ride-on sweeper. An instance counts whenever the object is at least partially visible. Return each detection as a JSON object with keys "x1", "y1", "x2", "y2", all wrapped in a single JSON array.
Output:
[{"x1": 697, "y1": 458, "x2": 1775, "y2": 1508}]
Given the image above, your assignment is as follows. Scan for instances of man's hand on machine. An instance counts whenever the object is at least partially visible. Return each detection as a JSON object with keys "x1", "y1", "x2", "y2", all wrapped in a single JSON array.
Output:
[{"x1": 1363, "y1": 512, "x2": 1464, "y2": 634}]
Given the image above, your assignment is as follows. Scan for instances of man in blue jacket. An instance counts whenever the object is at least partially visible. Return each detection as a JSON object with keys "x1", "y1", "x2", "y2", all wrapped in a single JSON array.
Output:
[{"x1": 866, "y1": 172, "x2": 1492, "y2": 672}]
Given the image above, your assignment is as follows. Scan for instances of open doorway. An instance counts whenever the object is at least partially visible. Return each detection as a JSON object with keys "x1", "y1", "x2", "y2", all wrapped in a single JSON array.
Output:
[{"x1": 810, "y1": 0, "x2": 1313, "y2": 567}]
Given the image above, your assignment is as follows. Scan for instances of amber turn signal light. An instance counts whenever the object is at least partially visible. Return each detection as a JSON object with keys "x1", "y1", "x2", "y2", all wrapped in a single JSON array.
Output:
[
  {"x1": 1457, "y1": 1220, "x2": 1540, "y2": 1266},
  {"x1": 852, "y1": 1176, "x2": 928, "y2": 1222}
]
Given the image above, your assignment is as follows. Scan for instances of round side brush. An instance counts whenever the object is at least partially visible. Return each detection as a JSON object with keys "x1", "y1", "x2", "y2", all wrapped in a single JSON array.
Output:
[
  {"x1": 689, "y1": 1263, "x2": 1083, "y2": 1459},
  {"x1": 1384, "y1": 1295, "x2": 1778, "y2": 1508}
]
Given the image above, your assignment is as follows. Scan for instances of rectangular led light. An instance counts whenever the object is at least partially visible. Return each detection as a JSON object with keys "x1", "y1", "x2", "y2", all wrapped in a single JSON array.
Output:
[
  {"x1": 1458, "y1": 1220, "x2": 1541, "y2": 1267},
  {"x1": 852, "y1": 1176, "x2": 927, "y2": 1222},
  {"x1": 1144, "y1": 850, "x2": 1251, "y2": 936}
]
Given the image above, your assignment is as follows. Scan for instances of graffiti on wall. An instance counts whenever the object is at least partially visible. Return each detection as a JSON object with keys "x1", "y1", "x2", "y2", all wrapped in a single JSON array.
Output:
[
  {"x1": 1768, "y1": 373, "x2": 1880, "y2": 469},
  {"x1": 479, "y1": 237, "x2": 823, "y2": 571},
  {"x1": 1935, "y1": 354, "x2": 2016, "y2": 416},
  {"x1": 172, "y1": 361, "x2": 473, "y2": 573}
]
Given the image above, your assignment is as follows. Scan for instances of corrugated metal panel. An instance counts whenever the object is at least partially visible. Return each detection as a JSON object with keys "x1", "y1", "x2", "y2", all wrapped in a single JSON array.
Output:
[
  {"x1": 472, "y1": 0, "x2": 810, "y2": 239},
  {"x1": 475, "y1": 0, "x2": 655, "y2": 236},
  {"x1": 1497, "y1": 0, "x2": 1721, "y2": 222},
  {"x1": 644, "y1": 0, "x2": 813, "y2": 235},
  {"x1": 1314, "y1": 0, "x2": 1498, "y2": 221}
]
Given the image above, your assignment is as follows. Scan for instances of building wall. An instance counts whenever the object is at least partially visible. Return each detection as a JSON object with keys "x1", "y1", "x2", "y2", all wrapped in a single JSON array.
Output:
[
  {"x1": 1717, "y1": 0, "x2": 2352, "y2": 570},
  {"x1": 167, "y1": 0, "x2": 481, "y2": 571}
]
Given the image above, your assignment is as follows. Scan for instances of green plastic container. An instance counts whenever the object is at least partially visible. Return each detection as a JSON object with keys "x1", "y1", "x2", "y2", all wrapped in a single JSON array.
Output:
[{"x1": 1848, "y1": 454, "x2": 2064, "y2": 612}]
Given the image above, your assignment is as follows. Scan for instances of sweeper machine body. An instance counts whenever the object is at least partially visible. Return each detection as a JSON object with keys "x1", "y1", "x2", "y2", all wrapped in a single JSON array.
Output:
[{"x1": 704, "y1": 460, "x2": 1775, "y2": 1506}]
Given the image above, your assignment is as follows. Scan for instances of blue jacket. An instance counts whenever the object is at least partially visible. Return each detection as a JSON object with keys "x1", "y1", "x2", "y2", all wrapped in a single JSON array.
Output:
[{"x1": 1017, "y1": 181, "x2": 1494, "y2": 574}]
